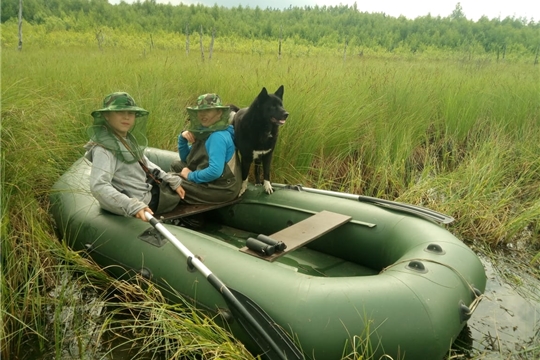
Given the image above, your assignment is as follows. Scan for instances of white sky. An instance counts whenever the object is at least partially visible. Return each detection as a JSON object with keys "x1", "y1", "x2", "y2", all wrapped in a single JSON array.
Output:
[{"x1": 109, "y1": 0, "x2": 539, "y2": 21}]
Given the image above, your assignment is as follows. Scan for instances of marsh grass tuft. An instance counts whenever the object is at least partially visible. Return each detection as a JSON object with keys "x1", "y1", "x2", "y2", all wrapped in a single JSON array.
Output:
[{"x1": 95, "y1": 278, "x2": 254, "y2": 359}]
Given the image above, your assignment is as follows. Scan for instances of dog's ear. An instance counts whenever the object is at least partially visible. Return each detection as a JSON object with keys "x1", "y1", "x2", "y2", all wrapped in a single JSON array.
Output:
[
  {"x1": 275, "y1": 85, "x2": 284, "y2": 99},
  {"x1": 227, "y1": 104, "x2": 240, "y2": 112},
  {"x1": 255, "y1": 87, "x2": 269, "y2": 104}
]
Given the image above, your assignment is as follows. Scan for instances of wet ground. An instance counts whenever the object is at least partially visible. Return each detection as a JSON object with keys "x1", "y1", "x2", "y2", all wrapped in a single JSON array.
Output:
[
  {"x1": 451, "y1": 248, "x2": 540, "y2": 359},
  {"x1": 31, "y1": 247, "x2": 540, "y2": 360}
]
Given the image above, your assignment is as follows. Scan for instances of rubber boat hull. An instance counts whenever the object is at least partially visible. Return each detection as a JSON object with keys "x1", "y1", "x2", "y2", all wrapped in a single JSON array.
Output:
[{"x1": 50, "y1": 148, "x2": 486, "y2": 360}]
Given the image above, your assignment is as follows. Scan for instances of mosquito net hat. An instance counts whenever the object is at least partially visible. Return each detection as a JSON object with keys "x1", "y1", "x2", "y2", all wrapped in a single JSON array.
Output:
[
  {"x1": 186, "y1": 93, "x2": 231, "y2": 139},
  {"x1": 87, "y1": 92, "x2": 149, "y2": 163}
]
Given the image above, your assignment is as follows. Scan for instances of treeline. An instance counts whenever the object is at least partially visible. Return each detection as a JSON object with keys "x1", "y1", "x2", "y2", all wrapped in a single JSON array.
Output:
[{"x1": 1, "y1": 0, "x2": 539, "y2": 56}]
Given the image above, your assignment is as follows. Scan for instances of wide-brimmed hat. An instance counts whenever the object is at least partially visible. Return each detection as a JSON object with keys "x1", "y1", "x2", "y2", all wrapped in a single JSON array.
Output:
[
  {"x1": 186, "y1": 94, "x2": 231, "y2": 138},
  {"x1": 91, "y1": 92, "x2": 149, "y2": 119},
  {"x1": 186, "y1": 93, "x2": 230, "y2": 112}
]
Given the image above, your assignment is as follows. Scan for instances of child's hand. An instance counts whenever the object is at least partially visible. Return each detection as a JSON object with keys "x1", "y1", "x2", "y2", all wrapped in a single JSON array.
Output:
[
  {"x1": 175, "y1": 185, "x2": 185, "y2": 199},
  {"x1": 181, "y1": 131, "x2": 195, "y2": 143},
  {"x1": 180, "y1": 167, "x2": 192, "y2": 180},
  {"x1": 136, "y1": 207, "x2": 153, "y2": 222}
]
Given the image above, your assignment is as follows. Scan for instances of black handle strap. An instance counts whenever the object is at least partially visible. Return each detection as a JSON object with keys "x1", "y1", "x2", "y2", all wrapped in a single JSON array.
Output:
[{"x1": 114, "y1": 133, "x2": 162, "y2": 185}]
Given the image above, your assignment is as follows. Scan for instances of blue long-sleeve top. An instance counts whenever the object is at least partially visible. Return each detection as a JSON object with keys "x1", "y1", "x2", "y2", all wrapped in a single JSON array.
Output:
[{"x1": 177, "y1": 125, "x2": 236, "y2": 184}]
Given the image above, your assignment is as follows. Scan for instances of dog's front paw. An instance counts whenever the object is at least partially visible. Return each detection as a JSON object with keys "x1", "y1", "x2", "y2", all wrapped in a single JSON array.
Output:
[
  {"x1": 238, "y1": 180, "x2": 248, "y2": 197},
  {"x1": 263, "y1": 180, "x2": 273, "y2": 194}
]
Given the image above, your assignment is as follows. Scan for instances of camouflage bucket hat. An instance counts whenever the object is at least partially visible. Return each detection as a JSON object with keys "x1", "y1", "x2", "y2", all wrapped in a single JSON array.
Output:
[
  {"x1": 91, "y1": 92, "x2": 149, "y2": 119},
  {"x1": 187, "y1": 94, "x2": 230, "y2": 111},
  {"x1": 186, "y1": 93, "x2": 231, "y2": 137}
]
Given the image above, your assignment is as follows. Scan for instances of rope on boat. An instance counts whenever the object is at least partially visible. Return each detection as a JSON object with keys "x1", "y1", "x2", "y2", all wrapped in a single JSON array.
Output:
[{"x1": 380, "y1": 258, "x2": 484, "y2": 314}]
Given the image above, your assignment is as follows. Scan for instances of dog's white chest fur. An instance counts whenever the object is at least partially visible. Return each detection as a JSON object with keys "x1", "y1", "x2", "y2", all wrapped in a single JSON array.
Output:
[{"x1": 252, "y1": 149, "x2": 272, "y2": 159}]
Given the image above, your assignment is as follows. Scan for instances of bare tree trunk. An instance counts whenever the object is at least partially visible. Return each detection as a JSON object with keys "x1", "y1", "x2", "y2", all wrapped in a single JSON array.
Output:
[
  {"x1": 199, "y1": 25, "x2": 205, "y2": 62},
  {"x1": 278, "y1": 25, "x2": 282, "y2": 60},
  {"x1": 150, "y1": 34, "x2": 154, "y2": 50},
  {"x1": 535, "y1": 46, "x2": 539, "y2": 65},
  {"x1": 209, "y1": 27, "x2": 215, "y2": 60},
  {"x1": 185, "y1": 23, "x2": 190, "y2": 55},
  {"x1": 343, "y1": 38, "x2": 348, "y2": 62},
  {"x1": 95, "y1": 30, "x2": 103, "y2": 51},
  {"x1": 18, "y1": 0, "x2": 23, "y2": 51}
]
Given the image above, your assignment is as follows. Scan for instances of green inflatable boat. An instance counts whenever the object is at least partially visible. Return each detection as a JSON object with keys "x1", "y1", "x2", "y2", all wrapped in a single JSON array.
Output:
[{"x1": 50, "y1": 147, "x2": 486, "y2": 360}]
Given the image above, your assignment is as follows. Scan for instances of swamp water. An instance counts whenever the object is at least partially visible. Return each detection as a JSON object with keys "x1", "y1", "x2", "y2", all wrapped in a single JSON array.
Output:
[
  {"x1": 455, "y1": 252, "x2": 540, "y2": 359},
  {"x1": 30, "y1": 250, "x2": 539, "y2": 360}
]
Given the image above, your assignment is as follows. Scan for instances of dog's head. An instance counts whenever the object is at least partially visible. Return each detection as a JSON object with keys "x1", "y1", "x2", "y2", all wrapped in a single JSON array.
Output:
[{"x1": 256, "y1": 85, "x2": 289, "y2": 126}]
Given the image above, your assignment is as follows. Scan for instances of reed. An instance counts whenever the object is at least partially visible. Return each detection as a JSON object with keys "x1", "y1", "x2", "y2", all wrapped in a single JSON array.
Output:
[{"x1": 2, "y1": 43, "x2": 538, "y2": 359}]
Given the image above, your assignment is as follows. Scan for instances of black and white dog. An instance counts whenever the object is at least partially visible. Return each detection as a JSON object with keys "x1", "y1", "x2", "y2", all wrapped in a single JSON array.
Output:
[{"x1": 232, "y1": 85, "x2": 289, "y2": 196}]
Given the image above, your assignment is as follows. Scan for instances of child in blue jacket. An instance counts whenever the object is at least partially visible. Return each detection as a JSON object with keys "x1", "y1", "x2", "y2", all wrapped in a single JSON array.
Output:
[{"x1": 171, "y1": 94, "x2": 241, "y2": 204}]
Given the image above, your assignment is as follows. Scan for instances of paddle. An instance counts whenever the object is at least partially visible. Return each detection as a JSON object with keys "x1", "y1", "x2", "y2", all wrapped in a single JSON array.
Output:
[
  {"x1": 273, "y1": 184, "x2": 454, "y2": 224},
  {"x1": 144, "y1": 212, "x2": 304, "y2": 360}
]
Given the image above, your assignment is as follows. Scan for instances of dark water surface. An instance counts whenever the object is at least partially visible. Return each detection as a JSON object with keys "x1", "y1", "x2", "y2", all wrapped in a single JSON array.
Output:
[{"x1": 457, "y1": 254, "x2": 540, "y2": 359}]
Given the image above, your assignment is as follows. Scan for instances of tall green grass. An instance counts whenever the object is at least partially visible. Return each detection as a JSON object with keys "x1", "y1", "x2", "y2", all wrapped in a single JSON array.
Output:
[{"x1": 2, "y1": 44, "x2": 539, "y2": 359}]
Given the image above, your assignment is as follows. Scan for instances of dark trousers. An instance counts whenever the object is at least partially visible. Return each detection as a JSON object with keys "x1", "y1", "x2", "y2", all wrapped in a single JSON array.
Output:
[{"x1": 148, "y1": 185, "x2": 160, "y2": 212}]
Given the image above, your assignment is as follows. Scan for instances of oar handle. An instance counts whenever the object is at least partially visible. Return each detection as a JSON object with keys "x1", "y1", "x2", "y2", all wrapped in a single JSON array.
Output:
[{"x1": 273, "y1": 183, "x2": 454, "y2": 224}]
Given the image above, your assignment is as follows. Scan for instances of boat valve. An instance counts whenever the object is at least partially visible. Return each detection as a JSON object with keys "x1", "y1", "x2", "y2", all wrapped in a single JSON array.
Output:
[
  {"x1": 425, "y1": 243, "x2": 445, "y2": 254},
  {"x1": 406, "y1": 260, "x2": 428, "y2": 273}
]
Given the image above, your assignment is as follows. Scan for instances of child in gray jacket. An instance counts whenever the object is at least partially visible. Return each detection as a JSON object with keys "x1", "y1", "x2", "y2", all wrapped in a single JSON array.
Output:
[{"x1": 84, "y1": 92, "x2": 185, "y2": 222}]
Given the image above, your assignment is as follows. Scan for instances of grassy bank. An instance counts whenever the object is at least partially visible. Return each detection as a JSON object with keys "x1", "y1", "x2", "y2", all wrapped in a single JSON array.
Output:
[{"x1": 1, "y1": 45, "x2": 539, "y2": 359}]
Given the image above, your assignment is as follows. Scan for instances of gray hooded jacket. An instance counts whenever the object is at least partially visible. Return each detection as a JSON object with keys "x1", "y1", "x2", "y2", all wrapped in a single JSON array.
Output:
[{"x1": 84, "y1": 142, "x2": 182, "y2": 217}]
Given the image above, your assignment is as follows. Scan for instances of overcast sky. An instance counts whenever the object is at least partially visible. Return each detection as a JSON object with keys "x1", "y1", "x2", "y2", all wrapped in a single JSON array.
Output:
[{"x1": 108, "y1": 0, "x2": 539, "y2": 21}]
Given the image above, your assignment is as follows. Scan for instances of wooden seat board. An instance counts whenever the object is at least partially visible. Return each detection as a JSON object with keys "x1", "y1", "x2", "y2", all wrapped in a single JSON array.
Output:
[
  {"x1": 158, "y1": 198, "x2": 241, "y2": 221},
  {"x1": 241, "y1": 210, "x2": 351, "y2": 262}
]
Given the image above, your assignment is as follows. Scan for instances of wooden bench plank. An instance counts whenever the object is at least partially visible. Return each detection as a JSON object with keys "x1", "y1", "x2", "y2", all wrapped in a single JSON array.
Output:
[
  {"x1": 158, "y1": 198, "x2": 241, "y2": 221},
  {"x1": 241, "y1": 210, "x2": 351, "y2": 262}
]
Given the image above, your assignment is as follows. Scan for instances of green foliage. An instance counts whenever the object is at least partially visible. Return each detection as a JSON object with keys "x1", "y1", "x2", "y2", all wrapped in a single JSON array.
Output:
[{"x1": 1, "y1": 0, "x2": 539, "y2": 58}]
